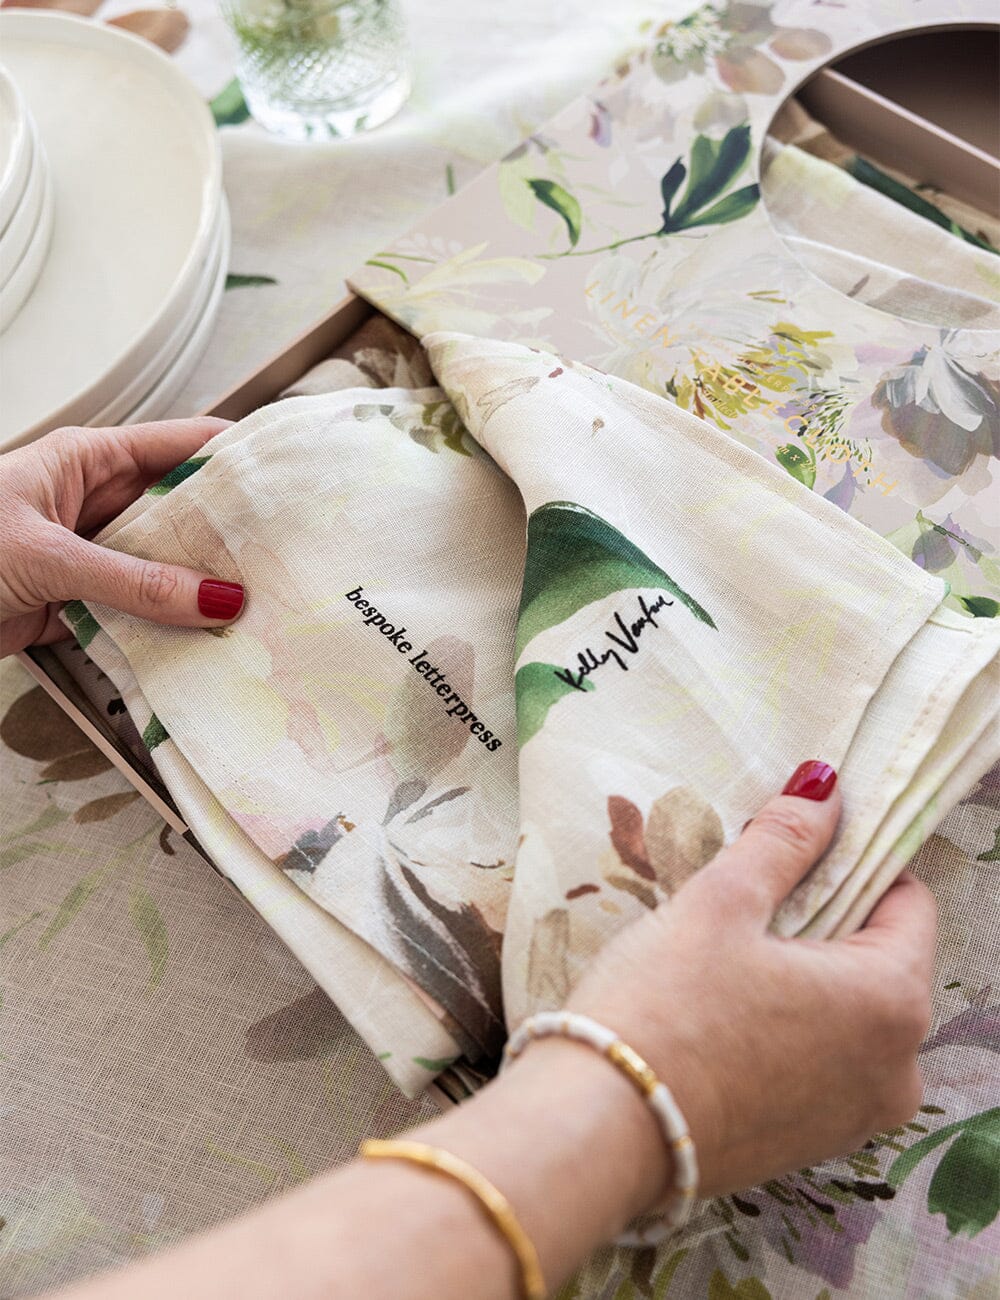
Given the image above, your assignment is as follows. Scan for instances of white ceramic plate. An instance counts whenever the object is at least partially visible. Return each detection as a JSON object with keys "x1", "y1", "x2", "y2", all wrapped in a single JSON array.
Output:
[
  {"x1": 124, "y1": 212, "x2": 230, "y2": 424},
  {"x1": 89, "y1": 201, "x2": 229, "y2": 426},
  {"x1": 0, "y1": 62, "x2": 32, "y2": 235},
  {"x1": 0, "y1": 160, "x2": 53, "y2": 332},
  {"x1": 0, "y1": 117, "x2": 47, "y2": 290},
  {"x1": 0, "y1": 12, "x2": 222, "y2": 449}
]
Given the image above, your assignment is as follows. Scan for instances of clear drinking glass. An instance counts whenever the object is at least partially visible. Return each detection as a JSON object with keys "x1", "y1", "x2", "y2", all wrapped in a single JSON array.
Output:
[{"x1": 219, "y1": 0, "x2": 411, "y2": 140}]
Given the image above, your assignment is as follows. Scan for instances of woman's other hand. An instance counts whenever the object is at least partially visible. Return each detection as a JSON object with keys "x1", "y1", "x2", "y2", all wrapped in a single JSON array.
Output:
[
  {"x1": 566, "y1": 763, "x2": 936, "y2": 1200},
  {"x1": 0, "y1": 419, "x2": 244, "y2": 657}
]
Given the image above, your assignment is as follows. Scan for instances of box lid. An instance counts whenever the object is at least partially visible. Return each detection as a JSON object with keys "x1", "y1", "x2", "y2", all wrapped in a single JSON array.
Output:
[{"x1": 349, "y1": 0, "x2": 1000, "y2": 616}]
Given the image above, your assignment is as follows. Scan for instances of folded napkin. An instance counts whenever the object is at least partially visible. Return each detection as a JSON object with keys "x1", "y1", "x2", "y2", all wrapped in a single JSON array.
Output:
[
  {"x1": 760, "y1": 141, "x2": 1000, "y2": 330},
  {"x1": 67, "y1": 334, "x2": 1000, "y2": 1094}
]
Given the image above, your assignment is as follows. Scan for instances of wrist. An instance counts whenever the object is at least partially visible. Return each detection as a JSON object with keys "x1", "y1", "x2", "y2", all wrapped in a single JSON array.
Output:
[
  {"x1": 565, "y1": 985, "x2": 723, "y2": 1197},
  {"x1": 412, "y1": 1033, "x2": 673, "y2": 1279},
  {"x1": 503, "y1": 1035, "x2": 675, "y2": 1221}
]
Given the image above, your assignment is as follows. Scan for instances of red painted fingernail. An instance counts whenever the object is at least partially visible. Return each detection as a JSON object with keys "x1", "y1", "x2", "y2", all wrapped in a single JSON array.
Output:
[
  {"x1": 198, "y1": 579, "x2": 244, "y2": 621},
  {"x1": 782, "y1": 760, "x2": 837, "y2": 801}
]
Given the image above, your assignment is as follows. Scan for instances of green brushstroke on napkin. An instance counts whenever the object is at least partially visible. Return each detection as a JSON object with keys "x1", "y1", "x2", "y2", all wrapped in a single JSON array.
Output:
[
  {"x1": 847, "y1": 157, "x2": 997, "y2": 255},
  {"x1": 517, "y1": 501, "x2": 717, "y2": 657},
  {"x1": 515, "y1": 661, "x2": 595, "y2": 747},
  {"x1": 142, "y1": 716, "x2": 169, "y2": 751},
  {"x1": 63, "y1": 601, "x2": 100, "y2": 651},
  {"x1": 960, "y1": 595, "x2": 1000, "y2": 619},
  {"x1": 149, "y1": 456, "x2": 212, "y2": 495}
]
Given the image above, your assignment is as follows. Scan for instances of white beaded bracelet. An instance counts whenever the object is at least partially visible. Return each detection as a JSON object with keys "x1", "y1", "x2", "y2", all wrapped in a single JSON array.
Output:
[{"x1": 502, "y1": 1011, "x2": 698, "y2": 1247}]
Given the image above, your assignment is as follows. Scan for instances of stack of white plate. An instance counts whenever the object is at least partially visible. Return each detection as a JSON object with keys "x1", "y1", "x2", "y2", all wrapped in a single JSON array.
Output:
[
  {"x1": 0, "y1": 12, "x2": 230, "y2": 452},
  {"x1": 0, "y1": 63, "x2": 53, "y2": 333}
]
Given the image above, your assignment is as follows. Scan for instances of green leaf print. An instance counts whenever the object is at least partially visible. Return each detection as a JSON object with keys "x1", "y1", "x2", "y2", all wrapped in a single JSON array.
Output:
[
  {"x1": 846, "y1": 156, "x2": 997, "y2": 254},
  {"x1": 62, "y1": 600, "x2": 100, "y2": 650},
  {"x1": 516, "y1": 501, "x2": 716, "y2": 658},
  {"x1": 960, "y1": 595, "x2": 1000, "y2": 619},
  {"x1": 680, "y1": 183, "x2": 760, "y2": 230},
  {"x1": 412, "y1": 1055, "x2": 459, "y2": 1072},
  {"x1": 515, "y1": 661, "x2": 595, "y2": 747},
  {"x1": 888, "y1": 1107, "x2": 1000, "y2": 1237},
  {"x1": 38, "y1": 869, "x2": 106, "y2": 949},
  {"x1": 652, "y1": 1248, "x2": 689, "y2": 1298},
  {"x1": 927, "y1": 1121, "x2": 1000, "y2": 1236},
  {"x1": 225, "y1": 273, "x2": 278, "y2": 290},
  {"x1": 527, "y1": 179, "x2": 583, "y2": 249},
  {"x1": 547, "y1": 124, "x2": 759, "y2": 258},
  {"x1": 210, "y1": 77, "x2": 250, "y2": 127},
  {"x1": 659, "y1": 158, "x2": 686, "y2": 224},
  {"x1": 775, "y1": 440, "x2": 816, "y2": 489},
  {"x1": 707, "y1": 1271, "x2": 772, "y2": 1300},
  {"x1": 129, "y1": 885, "x2": 169, "y2": 986},
  {"x1": 142, "y1": 715, "x2": 169, "y2": 751},
  {"x1": 148, "y1": 456, "x2": 212, "y2": 495},
  {"x1": 666, "y1": 125, "x2": 752, "y2": 230}
]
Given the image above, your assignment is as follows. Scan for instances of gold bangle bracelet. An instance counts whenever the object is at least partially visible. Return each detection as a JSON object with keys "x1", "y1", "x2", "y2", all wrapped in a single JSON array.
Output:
[{"x1": 359, "y1": 1138, "x2": 546, "y2": 1300}]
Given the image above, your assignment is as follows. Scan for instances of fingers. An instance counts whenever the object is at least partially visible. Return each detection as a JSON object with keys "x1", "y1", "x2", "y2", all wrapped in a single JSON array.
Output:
[
  {"x1": 93, "y1": 417, "x2": 231, "y2": 485},
  {"x1": 846, "y1": 870, "x2": 938, "y2": 978},
  {"x1": 44, "y1": 527, "x2": 244, "y2": 629},
  {"x1": 695, "y1": 761, "x2": 841, "y2": 922}
]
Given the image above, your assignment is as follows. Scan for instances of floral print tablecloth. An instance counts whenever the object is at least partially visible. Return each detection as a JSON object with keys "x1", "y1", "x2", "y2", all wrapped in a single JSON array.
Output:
[{"x1": 2, "y1": 3, "x2": 999, "y2": 1299}]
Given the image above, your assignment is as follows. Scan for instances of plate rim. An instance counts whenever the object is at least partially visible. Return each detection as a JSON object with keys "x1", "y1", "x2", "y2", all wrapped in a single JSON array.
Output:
[
  {"x1": 0, "y1": 154, "x2": 53, "y2": 333},
  {"x1": 0, "y1": 61, "x2": 32, "y2": 234},
  {"x1": 0, "y1": 10, "x2": 223, "y2": 443},
  {"x1": 124, "y1": 208, "x2": 232, "y2": 425},
  {"x1": 90, "y1": 202, "x2": 230, "y2": 427}
]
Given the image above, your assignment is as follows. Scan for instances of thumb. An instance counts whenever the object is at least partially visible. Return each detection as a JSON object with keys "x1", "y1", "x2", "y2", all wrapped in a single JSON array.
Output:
[
  {"x1": 48, "y1": 528, "x2": 245, "y2": 629},
  {"x1": 694, "y1": 760, "x2": 841, "y2": 923}
]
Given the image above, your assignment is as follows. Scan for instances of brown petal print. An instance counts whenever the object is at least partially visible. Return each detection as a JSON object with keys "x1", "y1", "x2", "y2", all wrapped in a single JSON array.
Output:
[
  {"x1": 717, "y1": 48, "x2": 784, "y2": 95},
  {"x1": 607, "y1": 794, "x2": 654, "y2": 879},
  {"x1": 108, "y1": 9, "x2": 190, "y2": 52},
  {"x1": 73, "y1": 791, "x2": 141, "y2": 823},
  {"x1": 605, "y1": 871, "x2": 658, "y2": 911},
  {"x1": 768, "y1": 28, "x2": 833, "y2": 60},
  {"x1": 2, "y1": 686, "x2": 113, "y2": 778},
  {"x1": 645, "y1": 786, "x2": 724, "y2": 895},
  {"x1": 381, "y1": 635, "x2": 474, "y2": 783},
  {"x1": 246, "y1": 987, "x2": 345, "y2": 1061},
  {"x1": 40, "y1": 750, "x2": 114, "y2": 781},
  {"x1": 526, "y1": 907, "x2": 571, "y2": 1008}
]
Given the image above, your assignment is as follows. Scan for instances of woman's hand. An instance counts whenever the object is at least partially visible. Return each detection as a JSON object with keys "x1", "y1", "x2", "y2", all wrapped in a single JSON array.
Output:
[
  {"x1": 566, "y1": 763, "x2": 936, "y2": 1201},
  {"x1": 0, "y1": 419, "x2": 245, "y2": 658},
  {"x1": 46, "y1": 762, "x2": 938, "y2": 1300}
]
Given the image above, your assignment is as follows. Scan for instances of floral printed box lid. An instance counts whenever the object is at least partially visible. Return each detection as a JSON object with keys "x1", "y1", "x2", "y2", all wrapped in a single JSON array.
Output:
[{"x1": 349, "y1": 0, "x2": 1000, "y2": 618}]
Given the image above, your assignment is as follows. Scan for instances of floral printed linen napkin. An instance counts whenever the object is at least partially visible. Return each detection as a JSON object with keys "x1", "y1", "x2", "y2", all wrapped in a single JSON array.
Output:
[
  {"x1": 66, "y1": 334, "x2": 1000, "y2": 1093},
  {"x1": 760, "y1": 142, "x2": 1000, "y2": 331}
]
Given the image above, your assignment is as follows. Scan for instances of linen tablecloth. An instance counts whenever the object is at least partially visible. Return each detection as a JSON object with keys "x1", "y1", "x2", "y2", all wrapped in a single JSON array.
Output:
[{"x1": 2, "y1": 4, "x2": 999, "y2": 1299}]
